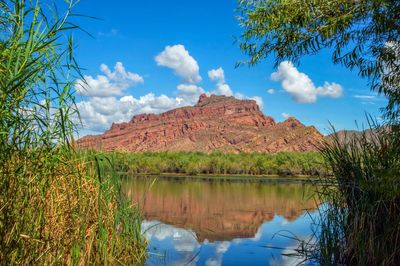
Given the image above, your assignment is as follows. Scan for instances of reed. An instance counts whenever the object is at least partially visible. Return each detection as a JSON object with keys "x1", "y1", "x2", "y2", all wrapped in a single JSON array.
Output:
[
  {"x1": 0, "y1": 1, "x2": 146, "y2": 264},
  {"x1": 296, "y1": 123, "x2": 400, "y2": 265}
]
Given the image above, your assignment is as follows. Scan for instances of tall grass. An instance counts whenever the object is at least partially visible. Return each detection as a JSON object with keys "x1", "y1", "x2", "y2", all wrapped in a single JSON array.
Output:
[
  {"x1": 297, "y1": 123, "x2": 400, "y2": 265},
  {"x1": 99, "y1": 151, "x2": 328, "y2": 177},
  {"x1": 0, "y1": 1, "x2": 145, "y2": 264}
]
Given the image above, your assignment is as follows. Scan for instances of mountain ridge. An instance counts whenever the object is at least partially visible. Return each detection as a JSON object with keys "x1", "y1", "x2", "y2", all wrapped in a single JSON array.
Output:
[{"x1": 77, "y1": 94, "x2": 324, "y2": 153}]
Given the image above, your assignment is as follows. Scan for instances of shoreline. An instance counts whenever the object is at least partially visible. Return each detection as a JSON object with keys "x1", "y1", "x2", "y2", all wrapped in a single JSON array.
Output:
[{"x1": 119, "y1": 172, "x2": 331, "y2": 184}]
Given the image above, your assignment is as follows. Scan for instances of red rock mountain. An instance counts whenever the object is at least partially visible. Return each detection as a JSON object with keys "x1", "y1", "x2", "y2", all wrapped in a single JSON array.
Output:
[{"x1": 77, "y1": 94, "x2": 324, "y2": 153}]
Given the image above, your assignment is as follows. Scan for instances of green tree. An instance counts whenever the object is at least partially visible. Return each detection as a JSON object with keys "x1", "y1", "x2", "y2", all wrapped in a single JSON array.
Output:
[
  {"x1": 237, "y1": 1, "x2": 400, "y2": 264},
  {"x1": 237, "y1": 0, "x2": 400, "y2": 120}
]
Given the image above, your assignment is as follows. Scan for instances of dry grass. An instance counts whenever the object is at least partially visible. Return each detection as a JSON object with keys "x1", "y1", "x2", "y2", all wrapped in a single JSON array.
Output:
[
  {"x1": 0, "y1": 1, "x2": 146, "y2": 264},
  {"x1": 1, "y1": 150, "x2": 147, "y2": 265}
]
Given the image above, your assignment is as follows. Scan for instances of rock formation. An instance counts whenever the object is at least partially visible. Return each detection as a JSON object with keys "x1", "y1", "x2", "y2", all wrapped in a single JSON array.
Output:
[{"x1": 77, "y1": 94, "x2": 324, "y2": 153}]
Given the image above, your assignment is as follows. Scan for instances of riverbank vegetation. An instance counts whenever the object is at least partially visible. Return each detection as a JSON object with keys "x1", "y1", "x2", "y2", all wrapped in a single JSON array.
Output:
[
  {"x1": 97, "y1": 151, "x2": 328, "y2": 177},
  {"x1": 0, "y1": 1, "x2": 145, "y2": 264},
  {"x1": 238, "y1": 0, "x2": 400, "y2": 264},
  {"x1": 315, "y1": 124, "x2": 400, "y2": 265}
]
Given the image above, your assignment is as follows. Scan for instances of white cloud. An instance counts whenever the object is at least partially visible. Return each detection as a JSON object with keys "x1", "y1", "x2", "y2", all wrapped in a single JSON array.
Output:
[
  {"x1": 316, "y1": 82, "x2": 343, "y2": 98},
  {"x1": 177, "y1": 84, "x2": 205, "y2": 96},
  {"x1": 76, "y1": 93, "x2": 186, "y2": 133},
  {"x1": 208, "y1": 67, "x2": 233, "y2": 96},
  {"x1": 249, "y1": 96, "x2": 264, "y2": 109},
  {"x1": 76, "y1": 60, "x2": 264, "y2": 135},
  {"x1": 214, "y1": 83, "x2": 233, "y2": 96},
  {"x1": 155, "y1": 44, "x2": 202, "y2": 84},
  {"x1": 100, "y1": 62, "x2": 143, "y2": 83},
  {"x1": 98, "y1": 28, "x2": 119, "y2": 37},
  {"x1": 267, "y1": 89, "x2": 275, "y2": 95},
  {"x1": 353, "y1": 94, "x2": 382, "y2": 105},
  {"x1": 208, "y1": 67, "x2": 225, "y2": 83},
  {"x1": 176, "y1": 84, "x2": 205, "y2": 105},
  {"x1": 354, "y1": 95, "x2": 376, "y2": 100},
  {"x1": 271, "y1": 61, "x2": 343, "y2": 103},
  {"x1": 282, "y1": 112, "x2": 291, "y2": 119},
  {"x1": 75, "y1": 62, "x2": 143, "y2": 97}
]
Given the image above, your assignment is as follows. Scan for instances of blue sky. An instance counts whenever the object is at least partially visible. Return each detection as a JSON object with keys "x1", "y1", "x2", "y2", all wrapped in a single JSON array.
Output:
[{"x1": 72, "y1": 0, "x2": 387, "y2": 136}]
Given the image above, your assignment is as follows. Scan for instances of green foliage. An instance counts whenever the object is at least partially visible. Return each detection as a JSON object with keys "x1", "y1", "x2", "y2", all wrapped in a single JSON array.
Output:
[
  {"x1": 237, "y1": 0, "x2": 400, "y2": 121},
  {"x1": 0, "y1": 1, "x2": 145, "y2": 264},
  {"x1": 237, "y1": 1, "x2": 400, "y2": 264},
  {"x1": 97, "y1": 151, "x2": 327, "y2": 177},
  {"x1": 302, "y1": 125, "x2": 400, "y2": 265}
]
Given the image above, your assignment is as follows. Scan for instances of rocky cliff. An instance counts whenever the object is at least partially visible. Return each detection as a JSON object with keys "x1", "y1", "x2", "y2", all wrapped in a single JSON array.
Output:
[{"x1": 77, "y1": 94, "x2": 324, "y2": 153}]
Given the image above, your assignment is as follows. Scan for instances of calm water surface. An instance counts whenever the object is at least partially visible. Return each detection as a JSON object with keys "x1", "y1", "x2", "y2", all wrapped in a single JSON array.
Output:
[{"x1": 123, "y1": 178, "x2": 319, "y2": 266}]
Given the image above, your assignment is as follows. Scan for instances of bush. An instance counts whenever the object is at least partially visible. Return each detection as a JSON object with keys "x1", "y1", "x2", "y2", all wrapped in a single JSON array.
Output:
[{"x1": 104, "y1": 151, "x2": 328, "y2": 177}]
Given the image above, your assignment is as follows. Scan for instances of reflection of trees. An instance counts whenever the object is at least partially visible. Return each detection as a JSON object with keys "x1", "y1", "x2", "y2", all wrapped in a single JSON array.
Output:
[{"x1": 124, "y1": 180, "x2": 318, "y2": 241}]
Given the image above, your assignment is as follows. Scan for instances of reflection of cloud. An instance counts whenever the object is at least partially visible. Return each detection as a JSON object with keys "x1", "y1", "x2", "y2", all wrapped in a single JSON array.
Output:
[
  {"x1": 273, "y1": 235, "x2": 316, "y2": 266},
  {"x1": 142, "y1": 220, "x2": 200, "y2": 252},
  {"x1": 205, "y1": 241, "x2": 230, "y2": 266},
  {"x1": 142, "y1": 210, "x2": 319, "y2": 265},
  {"x1": 252, "y1": 225, "x2": 263, "y2": 241},
  {"x1": 280, "y1": 219, "x2": 289, "y2": 226},
  {"x1": 232, "y1": 238, "x2": 242, "y2": 244},
  {"x1": 277, "y1": 244, "x2": 307, "y2": 266},
  {"x1": 216, "y1": 241, "x2": 230, "y2": 253},
  {"x1": 206, "y1": 258, "x2": 221, "y2": 266}
]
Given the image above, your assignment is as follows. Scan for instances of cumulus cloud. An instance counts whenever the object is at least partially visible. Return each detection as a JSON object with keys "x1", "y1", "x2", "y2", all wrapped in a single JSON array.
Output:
[
  {"x1": 75, "y1": 62, "x2": 143, "y2": 97},
  {"x1": 208, "y1": 67, "x2": 233, "y2": 96},
  {"x1": 249, "y1": 96, "x2": 263, "y2": 109},
  {"x1": 271, "y1": 61, "x2": 343, "y2": 103},
  {"x1": 155, "y1": 44, "x2": 202, "y2": 84},
  {"x1": 208, "y1": 67, "x2": 225, "y2": 83},
  {"x1": 176, "y1": 84, "x2": 205, "y2": 105},
  {"x1": 76, "y1": 94, "x2": 185, "y2": 133},
  {"x1": 76, "y1": 58, "x2": 264, "y2": 135},
  {"x1": 267, "y1": 89, "x2": 275, "y2": 95},
  {"x1": 177, "y1": 84, "x2": 205, "y2": 98},
  {"x1": 214, "y1": 83, "x2": 233, "y2": 96}
]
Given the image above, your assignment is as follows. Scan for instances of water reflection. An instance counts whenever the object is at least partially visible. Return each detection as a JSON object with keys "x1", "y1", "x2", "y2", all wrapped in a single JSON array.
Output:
[{"x1": 123, "y1": 178, "x2": 319, "y2": 265}]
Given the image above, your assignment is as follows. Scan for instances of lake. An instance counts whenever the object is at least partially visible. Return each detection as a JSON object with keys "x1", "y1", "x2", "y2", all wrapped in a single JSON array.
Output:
[{"x1": 123, "y1": 177, "x2": 320, "y2": 266}]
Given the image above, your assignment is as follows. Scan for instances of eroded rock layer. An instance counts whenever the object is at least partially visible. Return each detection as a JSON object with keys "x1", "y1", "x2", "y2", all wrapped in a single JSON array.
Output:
[{"x1": 77, "y1": 94, "x2": 324, "y2": 153}]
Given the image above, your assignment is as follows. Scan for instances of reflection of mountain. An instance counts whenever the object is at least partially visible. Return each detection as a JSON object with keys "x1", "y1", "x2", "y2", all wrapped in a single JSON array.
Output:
[{"x1": 124, "y1": 179, "x2": 318, "y2": 241}]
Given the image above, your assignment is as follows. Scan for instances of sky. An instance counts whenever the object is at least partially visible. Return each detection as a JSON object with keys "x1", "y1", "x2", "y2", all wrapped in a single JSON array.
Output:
[{"x1": 71, "y1": 0, "x2": 387, "y2": 136}]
